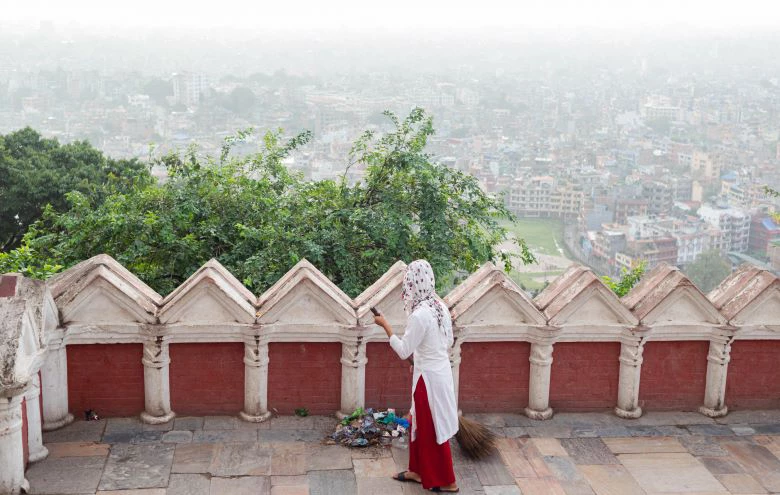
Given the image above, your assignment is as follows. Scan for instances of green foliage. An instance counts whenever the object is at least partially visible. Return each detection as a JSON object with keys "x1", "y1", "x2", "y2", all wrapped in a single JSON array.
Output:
[
  {"x1": 0, "y1": 127, "x2": 153, "y2": 250},
  {"x1": 0, "y1": 243, "x2": 63, "y2": 279},
  {"x1": 602, "y1": 261, "x2": 646, "y2": 297},
  {"x1": 294, "y1": 408, "x2": 309, "y2": 417},
  {"x1": 684, "y1": 250, "x2": 732, "y2": 293},
  {"x1": 11, "y1": 109, "x2": 530, "y2": 297},
  {"x1": 764, "y1": 186, "x2": 780, "y2": 223}
]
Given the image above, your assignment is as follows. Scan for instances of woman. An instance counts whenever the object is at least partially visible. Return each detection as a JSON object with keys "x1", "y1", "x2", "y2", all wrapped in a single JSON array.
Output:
[{"x1": 373, "y1": 259, "x2": 459, "y2": 493}]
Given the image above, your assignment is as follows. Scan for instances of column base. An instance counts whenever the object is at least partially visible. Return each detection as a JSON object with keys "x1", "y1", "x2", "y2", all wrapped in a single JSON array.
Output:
[
  {"x1": 140, "y1": 411, "x2": 175, "y2": 425},
  {"x1": 524, "y1": 407, "x2": 553, "y2": 420},
  {"x1": 614, "y1": 406, "x2": 643, "y2": 419},
  {"x1": 42, "y1": 413, "x2": 74, "y2": 432},
  {"x1": 21, "y1": 478, "x2": 30, "y2": 494},
  {"x1": 28, "y1": 445, "x2": 49, "y2": 463},
  {"x1": 699, "y1": 405, "x2": 728, "y2": 418},
  {"x1": 239, "y1": 410, "x2": 272, "y2": 423}
]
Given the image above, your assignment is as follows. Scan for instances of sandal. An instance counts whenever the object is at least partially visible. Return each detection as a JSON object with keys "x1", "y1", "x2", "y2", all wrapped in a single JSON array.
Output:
[
  {"x1": 393, "y1": 471, "x2": 420, "y2": 483},
  {"x1": 430, "y1": 487, "x2": 460, "y2": 493}
]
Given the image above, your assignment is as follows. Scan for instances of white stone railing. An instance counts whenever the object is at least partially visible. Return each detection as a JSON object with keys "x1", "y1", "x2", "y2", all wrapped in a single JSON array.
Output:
[{"x1": 2, "y1": 253, "x2": 780, "y2": 493}]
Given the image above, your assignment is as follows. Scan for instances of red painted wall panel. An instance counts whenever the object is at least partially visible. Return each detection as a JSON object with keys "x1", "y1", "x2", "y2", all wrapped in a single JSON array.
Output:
[
  {"x1": 550, "y1": 342, "x2": 621, "y2": 411},
  {"x1": 726, "y1": 340, "x2": 780, "y2": 409},
  {"x1": 22, "y1": 397, "x2": 29, "y2": 467},
  {"x1": 67, "y1": 344, "x2": 145, "y2": 417},
  {"x1": 639, "y1": 341, "x2": 709, "y2": 410},
  {"x1": 459, "y1": 342, "x2": 530, "y2": 413},
  {"x1": 268, "y1": 343, "x2": 341, "y2": 415},
  {"x1": 169, "y1": 343, "x2": 244, "y2": 415},
  {"x1": 365, "y1": 343, "x2": 413, "y2": 412}
]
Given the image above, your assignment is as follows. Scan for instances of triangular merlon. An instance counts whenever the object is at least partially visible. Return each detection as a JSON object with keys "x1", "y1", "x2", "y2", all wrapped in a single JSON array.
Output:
[
  {"x1": 55, "y1": 263, "x2": 160, "y2": 324},
  {"x1": 623, "y1": 263, "x2": 725, "y2": 325},
  {"x1": 449, "y1": 268, "x2": 546, "y2": 327},
  {"x1": 256, "y1": 259, "x2": 355, "y2": 324},
  {"x1": 159, "y1": 259, "x2": 256, "y2": 324},
  {"x1": 708, "y1": 264, "x2": 780, "y2": 322},
  {"x1": 444, "y1": 262, "x2": 496, "y2": 307},
  {"x1": 536, "y1": 265, "x2": 636, "y2": 326},
  {"x1": 354, "y1": 261, "x2": 407, "y2": 319}
]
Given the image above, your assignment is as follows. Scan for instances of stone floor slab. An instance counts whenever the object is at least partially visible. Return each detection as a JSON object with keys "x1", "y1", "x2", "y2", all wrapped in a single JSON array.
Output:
[
  {"x1": 560, "y1": 438, "x2": 619, "y2": 465},
  {"x1": 26, "y1": 455, "x2": 106, "y2": 494},
  {"x1": 543, "y1": 456, "x2": 588, "y2": 484},
  {"x1": 473, "y1": 450, "x2": 515, "y2": 485},
  {"x1": 173, "y1": 416, "x2": 204, "y2": 430},
  {"x1": 496, "y1": 438, "x2": 536, "y2": 478},
  {"x1": 209, "y1": 442, "x2": 272, "y2": 476},
  {"x1": 203, "y1": 415, "x2": 239, "y2": 430},
  {"x1": 618, "y1": 452, "x2": 728, "y2": 493},
  {"x1": 514, "y1": 477, "x2": 567, "y2": 495},
  {"x1": 98, "y1": 443, "x2": 174, "y2": 491},
  {"x1": 484, "y1": 485, "x2": 522, "y2": 494},
  {"x1": 680, "y1": 436, "x2": 729, "y2": 457},
  {"x1": 271, "y1": 451, "x2": 307, "y2": 475},
  {"x1": 353, "y1": 457, "x2": 396, "y2": 478},
  {"x1": 356, "y1": 477, "x2": 404, "y2": 495},
  {"x1": 171, "y1": 443, "x2": 217, "y2": 473},
  {"x1": 192, "y1": 429, "x2": 255, "y2": 443},
  {"x1": 714, "y1": 473, "x2": 768, "y2": 494},
  {"x1": 46, "y1": 441, "x2": 111, "y2": 458},
  {"x1": 95, "y1": 489, "x2": 166, "y2": 495},
  {"x1": 162, "y1": 430, "x2": 193, "y2": 443},
  {"x1": 306, "y1": 444, "x2": 353, "y2": 471},
  {"x1": 165, "y1": 473, "x2": 210, "y2": 495},
  {"x1": 603, "y1": 436, "x2": 687, "y2": 454},
  {"x1": 309, "y1": 469, "x2": 357, "y2": 495},
  {"x1": 531, "y1": 437, "x2": 568, "y2": 457},
  {"x1": 698, "y1": 456, "x2": 745, "y2": 475},
  {"x1": 272, "y1": 486, "x2": 311, "y2": 495},
  {"x1": 578, "y1": 464, "x2": 645, "y2": 495},
  {"x1": 210, "y1": 476, "x2": 270, "y2": 495},
  {"x1": 42, "y1": 419, "x2": 106, "y2": 443},
  {"x1": 270, "y1": 415, "x2": 316, "y2": 429},
  {"x1": 721, "y1": 441, "x2": 780, "y2": 475}
]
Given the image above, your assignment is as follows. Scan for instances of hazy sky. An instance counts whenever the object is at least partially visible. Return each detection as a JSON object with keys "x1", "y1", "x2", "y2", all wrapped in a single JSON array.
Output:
[{"x1": 5, "y1": 0, "x2": 780, "y2": 32}]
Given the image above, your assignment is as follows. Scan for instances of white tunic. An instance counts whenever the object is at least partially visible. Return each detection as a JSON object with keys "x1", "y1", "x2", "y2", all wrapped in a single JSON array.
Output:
[{"x1": 389, "y1": 302, "x2": 459, "y2": 445}]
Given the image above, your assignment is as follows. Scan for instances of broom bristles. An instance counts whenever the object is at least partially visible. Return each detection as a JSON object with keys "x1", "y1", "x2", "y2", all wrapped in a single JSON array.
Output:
[{"x1": 455, "y1": 416, "x2": 497, "y2": 459}]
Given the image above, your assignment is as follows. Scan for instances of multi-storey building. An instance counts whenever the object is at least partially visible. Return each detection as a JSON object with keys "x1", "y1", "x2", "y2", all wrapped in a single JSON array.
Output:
[
  {"x1": 507, "y1": 176, "x2": 583, "y2": 219},
  {"x1": 698, "y1": 204, "x2": 751, "y2": 253}
]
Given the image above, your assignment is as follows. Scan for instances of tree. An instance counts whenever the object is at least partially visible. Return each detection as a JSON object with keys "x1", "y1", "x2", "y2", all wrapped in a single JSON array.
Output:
[
  {"x1": 602, "y1": 261, "x2": 646, "y2": 297},
  {"x1": 220, "y1": 87, "x2": 257, "y2": 117},
  {"x1": 685, "y1": 250, "x2": 732, "y2": 293},
  {"x1": 143, "y1": 78, "x2": 174, "y2": 106},
  {"x1": 0, "y1": 128, "x2": 152, "y2": 250},
  {"x1": 12, "y1": 109, "x2": 534, "y2": 296}
]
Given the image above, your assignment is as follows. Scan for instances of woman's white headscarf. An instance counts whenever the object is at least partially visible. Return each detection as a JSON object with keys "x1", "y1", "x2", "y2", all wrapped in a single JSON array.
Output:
[{"x1": 401, "y1": 259, "x2": 449, "y2": 338}]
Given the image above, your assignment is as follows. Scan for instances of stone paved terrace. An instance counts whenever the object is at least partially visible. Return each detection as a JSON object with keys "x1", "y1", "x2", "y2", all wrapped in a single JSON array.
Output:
[{"x1": 26, "y1": 411, "x2": 780, "y2": 495}]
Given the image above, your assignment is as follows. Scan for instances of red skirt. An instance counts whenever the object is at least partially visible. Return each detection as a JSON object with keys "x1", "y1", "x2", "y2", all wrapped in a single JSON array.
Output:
[{"x1": 409, "y1": 376, "x2": 456, "y2": 489}]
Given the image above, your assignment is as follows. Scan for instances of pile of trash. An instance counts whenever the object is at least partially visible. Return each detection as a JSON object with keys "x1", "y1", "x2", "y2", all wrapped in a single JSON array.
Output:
[{"x1": 327, "y1": 407, "x2": 410, "y2": 448}]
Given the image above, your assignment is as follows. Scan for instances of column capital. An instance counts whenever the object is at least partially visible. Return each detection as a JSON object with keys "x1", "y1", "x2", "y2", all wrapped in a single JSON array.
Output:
[
  {"x1": 244, "y1": 338, "x2": 270, "y2": 367},
  {"x1": 340, "y1": 339, "x2": 367, "y2": 368},
  {"x1": 618, "y1": 335, "x2": 647, "y2": 366},
  {"x1": 529, "y1": 342, "x2": 554, "y2": 367},
  {"x1": 23, "y1": 373, "x2": 42, "y2": 401},
  {"x1": 142, "y1": 336, "x2": 171, "y2": 368}
]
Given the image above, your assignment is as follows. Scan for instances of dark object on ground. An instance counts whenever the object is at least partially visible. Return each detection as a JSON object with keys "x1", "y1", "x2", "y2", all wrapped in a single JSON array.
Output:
[
  {"x1": 294, "y1": 408, "x2": 309, "y2": 417},
  {"x1": 328, "y1": 407, "x2": 408, "y2": 448},
  {"x1": 455, "y1": 416, "x2": 496, "y2": 459},
  {"x1": 84, "y1": 409, "x2": 99, "y2": 421}
]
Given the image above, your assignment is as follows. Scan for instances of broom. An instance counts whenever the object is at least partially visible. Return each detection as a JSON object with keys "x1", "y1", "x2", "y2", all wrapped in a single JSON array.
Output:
[{"x1": 456, "y1": 415, "x2": 497, "y2": 459}]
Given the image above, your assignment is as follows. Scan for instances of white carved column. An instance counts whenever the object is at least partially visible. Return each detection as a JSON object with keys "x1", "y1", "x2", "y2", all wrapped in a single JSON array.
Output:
[
  {"x1": 338, "y1": 337, "x2": 367, "y2": 418},
  {"x1": 240, "y1": 336, "x2": 272, "y2": 422},
  {"x1": 0, "y1": 395, "x2": 27, "y2": 494},
  {"x1": 41, "y1": 329, "x2": 73, "y2": 431},
  {"x1": 700, "y1": 333, "x2": 734, "y2": 418},
  {"x1": 24, "y1": 374, "x2": 49, "y2": 463},
  {"x1": 525, "y1": 341, "x2": 554, "y2": 420},
  {"x1": 140, "y1": 336, "x2": 175, "y2": 424},
  {"x1": 615, "y1": 333, "x2": 646, "y2": 419}
]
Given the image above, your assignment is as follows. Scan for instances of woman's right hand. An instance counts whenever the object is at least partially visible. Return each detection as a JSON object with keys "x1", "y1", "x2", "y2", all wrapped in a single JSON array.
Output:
[{"x1": 373, "y1": 314, "x2": 389, "y2": 328}]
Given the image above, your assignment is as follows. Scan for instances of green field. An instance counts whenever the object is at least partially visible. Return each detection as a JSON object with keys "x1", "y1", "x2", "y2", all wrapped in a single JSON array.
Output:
[
  {"x1": 508, "y1": 270, "x2": 566, "y2": 291},
  {"x1": 501, "y1": 218, "x2": 566, "y2": 256}
]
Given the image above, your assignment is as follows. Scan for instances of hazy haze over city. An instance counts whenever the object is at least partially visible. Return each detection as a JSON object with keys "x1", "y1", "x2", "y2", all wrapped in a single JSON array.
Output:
[{"x1": 3, "y1": 0, "x2": 780, "y2": 285}]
